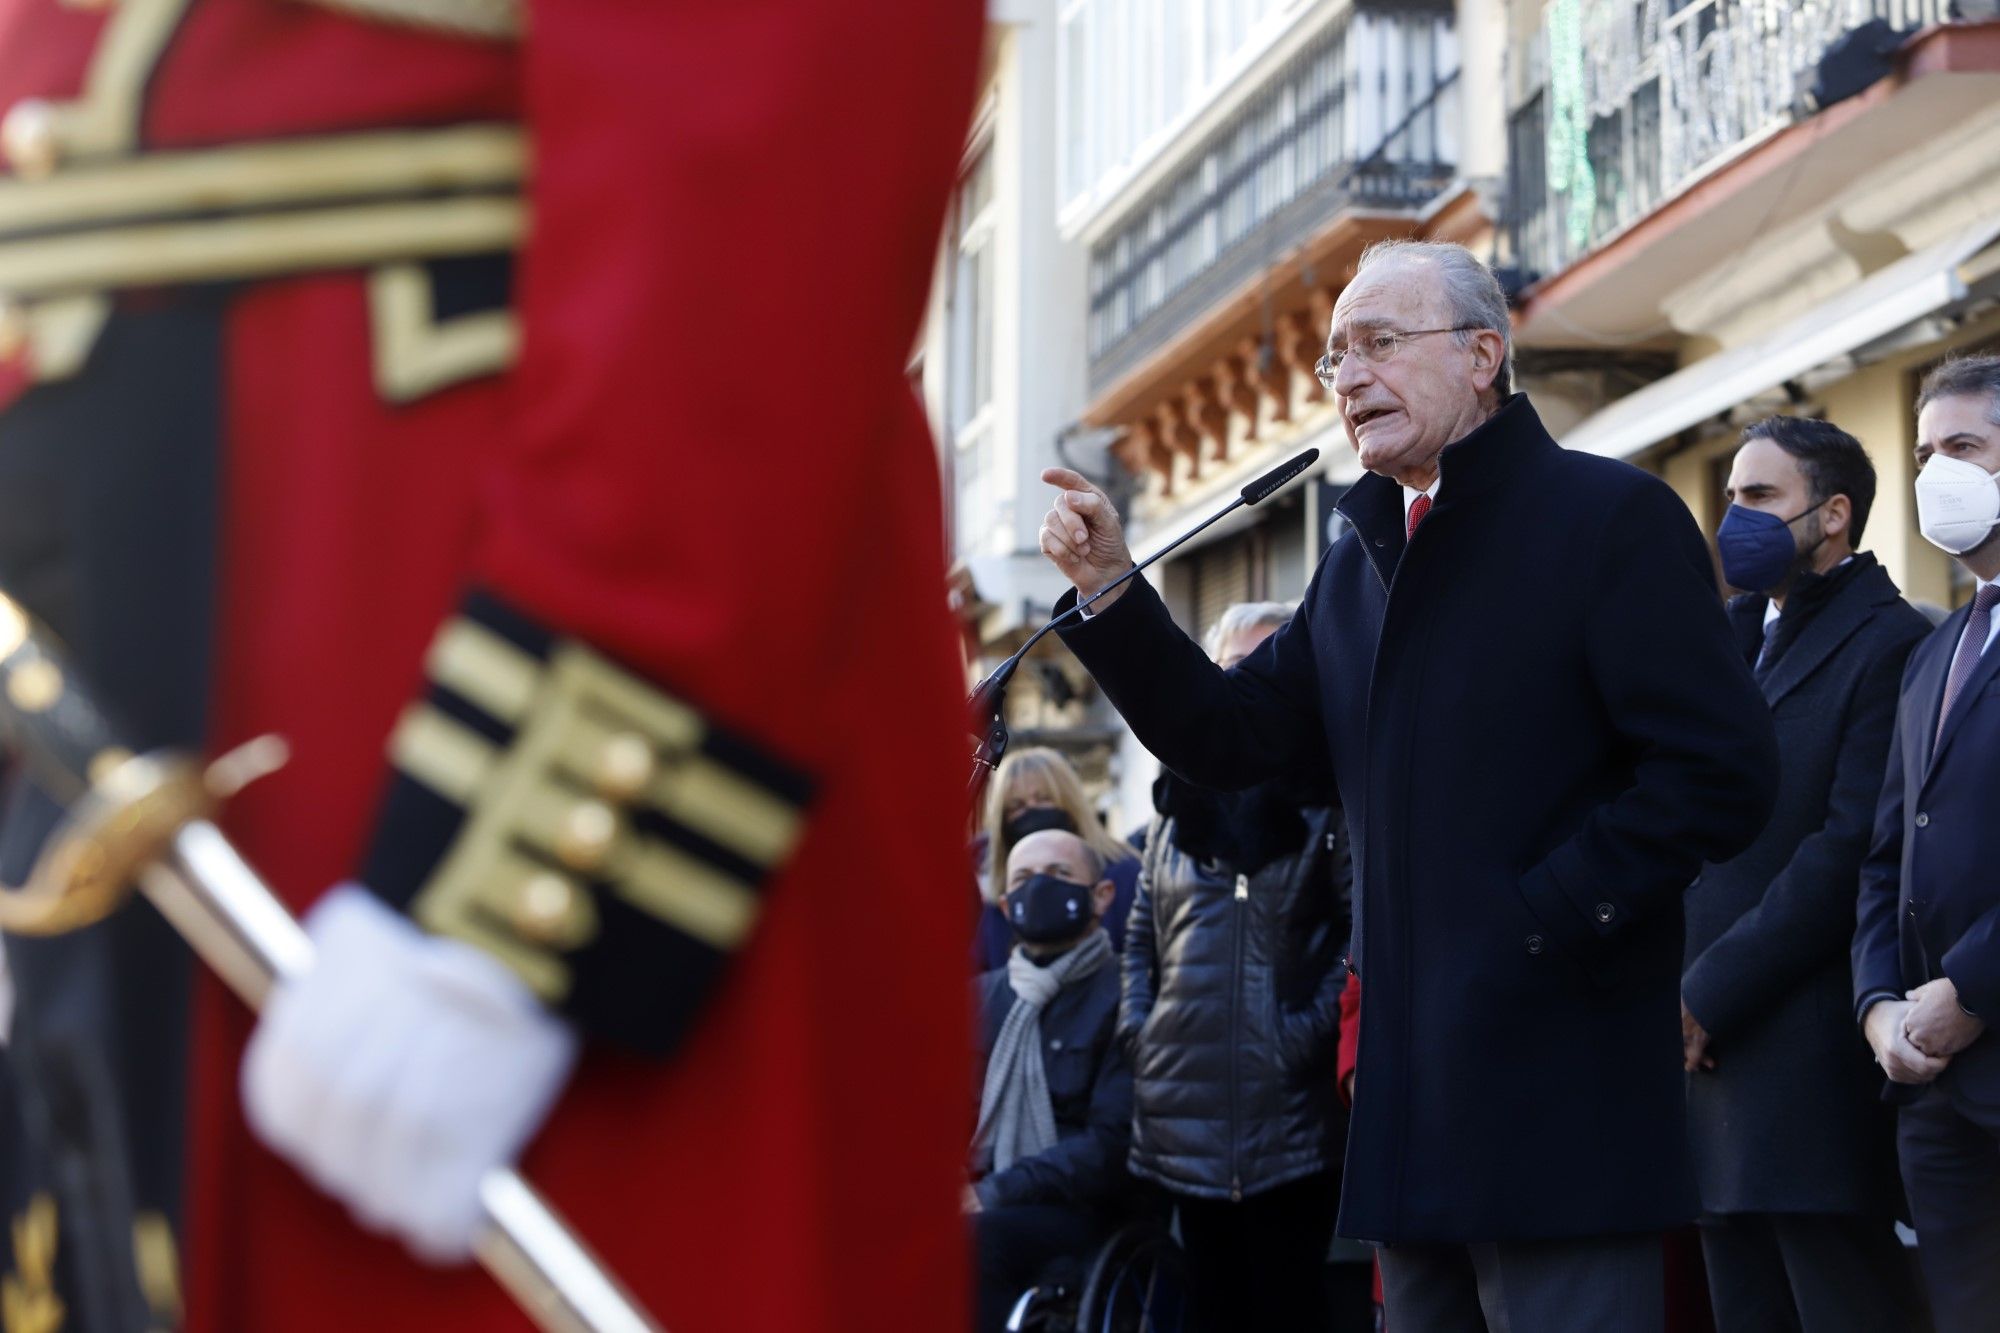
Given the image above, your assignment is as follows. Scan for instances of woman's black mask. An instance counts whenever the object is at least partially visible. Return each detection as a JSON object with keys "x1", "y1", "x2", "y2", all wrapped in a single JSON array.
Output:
[{"x1": 1003, "y1": 806, "x2": 1077, "y2": 845}]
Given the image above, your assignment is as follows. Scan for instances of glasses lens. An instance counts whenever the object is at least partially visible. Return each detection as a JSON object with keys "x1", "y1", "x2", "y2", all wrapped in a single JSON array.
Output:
[
  {"x1": 1360, "y1": 332, "x2": 1400, "y2": 363},
  {"x1": 1314, "y1": 353, "x2": 1338, "y2": 387}
]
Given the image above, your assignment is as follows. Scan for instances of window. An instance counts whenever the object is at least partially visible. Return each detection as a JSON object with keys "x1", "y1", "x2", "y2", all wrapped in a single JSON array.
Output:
[
  {"x1": 1059, "y1": 0, "x2": 1298, "y2": 218},
  {"x1": 949, "y1": 143, "x2": 998, "y2": 555}
]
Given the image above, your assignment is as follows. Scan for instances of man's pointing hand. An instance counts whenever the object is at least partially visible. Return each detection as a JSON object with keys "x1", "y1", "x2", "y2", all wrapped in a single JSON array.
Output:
[{"x1": 1039, "y1": 467, "x2": 1136, "y2": 613}]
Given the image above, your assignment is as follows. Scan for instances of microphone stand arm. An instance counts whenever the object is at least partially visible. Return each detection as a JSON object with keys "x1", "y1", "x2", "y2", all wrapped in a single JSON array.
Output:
[{"x1": 965, "y1": 493, "x2": 1249, "y2": 802}]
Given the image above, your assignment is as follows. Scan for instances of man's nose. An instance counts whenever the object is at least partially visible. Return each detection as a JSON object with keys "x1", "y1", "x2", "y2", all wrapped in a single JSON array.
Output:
[{"x1": 1333, "y1": 349, "x2": 1372, "y2": 401}]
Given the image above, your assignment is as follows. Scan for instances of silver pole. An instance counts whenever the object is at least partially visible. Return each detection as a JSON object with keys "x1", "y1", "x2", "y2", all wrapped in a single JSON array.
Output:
[{"x1": 141, "y1": 820, "x2": 660, "y2": 1333}]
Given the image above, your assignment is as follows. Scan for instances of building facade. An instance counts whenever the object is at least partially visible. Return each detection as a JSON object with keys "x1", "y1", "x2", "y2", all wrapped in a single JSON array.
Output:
[
  {"x1": 1505, "y1": 0, "x2": 2000, "y2": 609},
  {"x1": 925, "y1": 0, "x2": 2000, "y2": 831},
  {"x1": 924, "y1": 0, "x2": 1510, "y2": 827}
]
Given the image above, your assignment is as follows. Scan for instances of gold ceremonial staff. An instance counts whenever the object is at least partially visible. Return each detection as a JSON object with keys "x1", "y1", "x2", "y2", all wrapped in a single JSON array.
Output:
[{"x1": 0, "y1": 592, "x2": 661, "y2": 1333}]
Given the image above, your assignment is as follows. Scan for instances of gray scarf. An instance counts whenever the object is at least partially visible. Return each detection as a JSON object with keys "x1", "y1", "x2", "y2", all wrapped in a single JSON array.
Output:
[{"x1": 972, "y1": 928, "x2": 1113, "y2": 1178}]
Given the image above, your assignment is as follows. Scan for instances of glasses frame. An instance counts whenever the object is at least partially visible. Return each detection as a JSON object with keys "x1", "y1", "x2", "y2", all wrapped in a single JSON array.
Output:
[{"x1": 1314, "y1": 325, "x2": 1485, "y2": 390}]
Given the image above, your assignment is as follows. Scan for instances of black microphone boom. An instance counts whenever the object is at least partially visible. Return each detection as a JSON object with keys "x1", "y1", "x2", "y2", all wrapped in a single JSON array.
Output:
[
  {"x1": 967, "y1": 447, "x2": 1320, "y2": 795},
  {"x1": 1240, "y1": 448, "x2": 1320, "y2": 505}
]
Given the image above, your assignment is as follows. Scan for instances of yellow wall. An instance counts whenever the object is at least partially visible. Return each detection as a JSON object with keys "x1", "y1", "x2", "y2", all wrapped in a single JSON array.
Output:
[
  {"x1": 1662, "y1": 437, "x2": 1731, "y2": 540},
  {"x1": 1651, "y1": 305, "x2": 2000, "y2": 613},
  {"x1": 1815, "y1": 361, "x2": 1948, "y2": 609}
]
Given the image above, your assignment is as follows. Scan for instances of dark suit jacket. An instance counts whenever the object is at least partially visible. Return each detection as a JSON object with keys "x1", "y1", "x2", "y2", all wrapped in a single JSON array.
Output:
[
  {"x1": 973, "y1": 949, "x2": 1134, "y2": 1213},
  {"x1": 1057, "y1": 395, "x2": 1777, "y2": 1244},
  {"x1": 1684, "y1": 557, "x2": 1927, "y2": 1215},
  {"x1": 1855, "y1": 585, "x2": 2000, "y2": 1108}
]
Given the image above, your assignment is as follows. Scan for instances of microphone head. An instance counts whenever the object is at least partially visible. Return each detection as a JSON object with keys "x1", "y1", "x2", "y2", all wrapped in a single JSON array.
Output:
[{"x1": 1241, "y1": 448, "x2": 1320, "y2": 505}]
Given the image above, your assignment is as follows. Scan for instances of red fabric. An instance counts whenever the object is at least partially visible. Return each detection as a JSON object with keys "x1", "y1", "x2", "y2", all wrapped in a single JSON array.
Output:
[
  {"x1": 159, "y1": 1, "x2": 983, "y2": 1329},
  {"x1": 0, "y1": 0, "x2": 515, "y2": 146},
  {"x1": 0, "y1": 1, "x2": 106, "y2": 107},
  {"x1": 1406, "y1": 493, "x2": 1432, "y2": 538},
  {"x1": 1337, "y1": 970, "x2": 1361, "y2": 1107}
]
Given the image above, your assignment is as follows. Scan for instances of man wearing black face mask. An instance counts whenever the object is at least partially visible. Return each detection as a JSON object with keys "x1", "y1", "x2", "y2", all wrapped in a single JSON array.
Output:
[
  {"x1": 1685, "y1": 417, "x2": 1932, "y2": 1332},
  {"x1": 969, "y1": 828, "x2": 1134, "y2": 1332}
]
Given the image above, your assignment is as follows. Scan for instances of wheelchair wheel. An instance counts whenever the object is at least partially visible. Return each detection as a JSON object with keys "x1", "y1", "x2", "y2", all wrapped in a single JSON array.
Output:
[{"x1": 1073, "y1": 1218, "x2": 1189, "y2": 1333}]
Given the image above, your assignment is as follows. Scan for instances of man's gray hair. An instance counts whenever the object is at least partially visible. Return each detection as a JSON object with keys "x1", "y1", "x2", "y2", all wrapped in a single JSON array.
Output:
[
  {"x1": 1204, "y1": 600, "x2": 1296, "y2": 660},
  {"x1": 1355, "y1": 239, "x2": 1514, "y2": 400},
  {"x1": 1916, "y1": 354, "x2": 2000, "y2": 426}
]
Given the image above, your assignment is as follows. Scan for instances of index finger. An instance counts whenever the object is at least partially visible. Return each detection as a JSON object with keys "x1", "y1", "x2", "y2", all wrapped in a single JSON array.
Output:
[{"x1": 1041, "y1": 466, "x2": 1100, "y2": 496}]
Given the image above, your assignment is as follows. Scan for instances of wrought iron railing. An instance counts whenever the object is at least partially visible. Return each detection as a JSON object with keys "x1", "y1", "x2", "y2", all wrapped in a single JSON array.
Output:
[
  {"x1": 1510, "y1": 0, "x2": 1957, "y2": 284},
  {"x1": 1085, "y1": 5, "x2": 1458, "y2": 393}
]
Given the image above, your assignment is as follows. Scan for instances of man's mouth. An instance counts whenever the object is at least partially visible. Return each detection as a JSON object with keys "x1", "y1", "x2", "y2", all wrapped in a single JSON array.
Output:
[{"x1": 1350, "y1": 406, "x2": 1398, "y2": 429}]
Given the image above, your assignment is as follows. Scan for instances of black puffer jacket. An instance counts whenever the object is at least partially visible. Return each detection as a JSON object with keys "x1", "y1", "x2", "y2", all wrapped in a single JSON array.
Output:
[{"x1": 1120, "y1": 777, "x2": 1352, "y2": 1201}]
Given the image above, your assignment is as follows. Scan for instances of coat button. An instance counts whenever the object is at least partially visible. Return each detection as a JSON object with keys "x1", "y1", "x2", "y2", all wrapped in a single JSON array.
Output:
[
  {"x1": 594, "y1": 732, "x2": 658, "y2": 802},
  {"x1": 0, "y1": 100, "x2": 60, "y2": 179},
  {"x1": 1915, "y1": 813, "x2": 1930, "y2": 828},
  {"x1": 513, "y1": 872, "x2": 580, "y2": 944},
  {"x1": 555, "y1": 800, "x2": 620, "y2": 872},
  {"x1": 1049, "y1": 1038, "x2": 1065, "y2": 1051},
  {"x1": 1594, "y1": 902, "x2": 1615, "y2": 923},
  {"x1": 1526, "y1": 934, "x2": 1545, "y2": 955}
]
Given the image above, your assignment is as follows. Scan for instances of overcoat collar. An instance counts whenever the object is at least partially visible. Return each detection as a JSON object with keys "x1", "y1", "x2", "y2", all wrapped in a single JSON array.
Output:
[
  {"x1": 1751, "y1": 557, "x2": 1901, "y2": 706},
  {"x1": 1335, "y1": 394, "x2": 1558, "y2": 559}
]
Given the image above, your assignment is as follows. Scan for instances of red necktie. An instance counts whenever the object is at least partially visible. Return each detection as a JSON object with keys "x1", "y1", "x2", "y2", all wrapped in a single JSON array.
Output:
[{"x1": 1407, "y1": 493, "x2": 1432, "y2": 539}]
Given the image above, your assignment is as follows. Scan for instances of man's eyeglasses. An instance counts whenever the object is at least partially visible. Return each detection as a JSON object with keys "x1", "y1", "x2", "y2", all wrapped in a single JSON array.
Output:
[{"x1": 1314, "y1": 326, "x2": 1483, "y2": 390}]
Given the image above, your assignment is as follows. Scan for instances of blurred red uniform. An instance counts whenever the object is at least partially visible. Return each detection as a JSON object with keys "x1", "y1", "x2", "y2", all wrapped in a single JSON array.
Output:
[{"x1": 0, "y1": 1, "x2": 979, "y2": 1328}]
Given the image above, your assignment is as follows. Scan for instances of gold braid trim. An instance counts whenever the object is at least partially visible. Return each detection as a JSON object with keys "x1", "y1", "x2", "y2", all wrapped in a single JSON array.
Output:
[{"x1": 289, "y1": 0, "x2": 519, "y2": 40}]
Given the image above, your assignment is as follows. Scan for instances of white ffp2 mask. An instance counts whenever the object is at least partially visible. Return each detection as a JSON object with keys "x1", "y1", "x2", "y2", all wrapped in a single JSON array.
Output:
[{"x1": 1915, "y1": 453, "x2": 2000, "y2": 555}]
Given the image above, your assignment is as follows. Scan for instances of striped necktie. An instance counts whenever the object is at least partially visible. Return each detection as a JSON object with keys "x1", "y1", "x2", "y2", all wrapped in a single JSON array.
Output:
[{"x1": 1937, "y1": 583, "x2": 2000, "y2": 744}]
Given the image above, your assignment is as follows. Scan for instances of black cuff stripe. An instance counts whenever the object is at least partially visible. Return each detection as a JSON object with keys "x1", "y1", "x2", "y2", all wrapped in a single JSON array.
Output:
[
  {"x1": 461, "y1": 589, "x2": 558, "y2": 661},
  {"x1": 426, "y1": 680, "x2": 518, "y2": 748}
]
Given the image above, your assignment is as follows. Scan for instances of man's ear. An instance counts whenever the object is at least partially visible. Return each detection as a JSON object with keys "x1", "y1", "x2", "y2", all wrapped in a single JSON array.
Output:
[
  {"x1": 1824, "y1": 493, "x2": 1852, "y2": 541},
  {"x1": 1091, "y1": 877, "x2": 1116, "y2": 921},
  {"x1": 1469, "y1": 329, "x2": 1505, "y2": 394}
]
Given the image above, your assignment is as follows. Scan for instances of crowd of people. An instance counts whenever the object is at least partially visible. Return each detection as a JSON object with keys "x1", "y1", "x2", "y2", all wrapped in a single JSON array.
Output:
[
  {"x1": 967, "y1": 238, "x2": 2000, "y2": 1333},
  {"x1": 968, "y1": 603, "x2": 1366, "y2": 1332}
]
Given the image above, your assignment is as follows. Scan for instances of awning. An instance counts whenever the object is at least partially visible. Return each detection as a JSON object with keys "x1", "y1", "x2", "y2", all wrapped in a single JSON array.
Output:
[{"x1": 1561, "y1": 217, "x2": 2000, "y2": 460}]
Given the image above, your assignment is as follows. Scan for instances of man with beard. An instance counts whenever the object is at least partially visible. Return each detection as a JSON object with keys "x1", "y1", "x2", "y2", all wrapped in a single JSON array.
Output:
[{"x1": 1685, "y1": 417, "x2": 1931, "y2": 1332}]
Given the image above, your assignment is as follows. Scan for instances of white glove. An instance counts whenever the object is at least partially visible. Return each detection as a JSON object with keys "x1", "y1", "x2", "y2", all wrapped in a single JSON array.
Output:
[{"x1": 242, "y1": 885, "x2": 578, "y2": 1264}]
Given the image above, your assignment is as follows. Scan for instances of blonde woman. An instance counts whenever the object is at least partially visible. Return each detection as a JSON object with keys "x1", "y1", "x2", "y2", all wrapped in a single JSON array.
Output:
[{"x1": 972, "y1": 747, "x2": 1140, "y2": 971}]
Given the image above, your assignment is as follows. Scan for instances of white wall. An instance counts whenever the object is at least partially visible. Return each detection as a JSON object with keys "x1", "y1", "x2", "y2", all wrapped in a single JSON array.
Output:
[
  {"x1": 1006, "y1": 2, "x2": 1093, "y2": 560},
  {"x1": 925, "y1": 4, "x2": 1094, "y2": 631}
]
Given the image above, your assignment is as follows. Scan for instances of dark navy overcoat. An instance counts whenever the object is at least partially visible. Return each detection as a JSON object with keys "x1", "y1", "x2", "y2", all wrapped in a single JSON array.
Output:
[
  {"x1": 1057, "y1": 395, "x2": 1778, "y2": 1243},
  {"x1": 1683, "y1": 559, "x2": 1926, "y2": 1216}
]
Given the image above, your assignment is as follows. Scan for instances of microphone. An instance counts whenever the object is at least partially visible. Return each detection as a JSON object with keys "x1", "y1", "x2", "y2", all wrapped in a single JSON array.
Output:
[{"x1": 967, "y1": 448, "x2": 1320, "y2": 794}]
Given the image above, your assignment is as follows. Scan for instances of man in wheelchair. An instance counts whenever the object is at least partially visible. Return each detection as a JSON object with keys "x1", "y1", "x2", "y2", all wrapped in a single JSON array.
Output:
[{"x1": 969, "y1": 828, "x2": 1136, "y2": 1332}]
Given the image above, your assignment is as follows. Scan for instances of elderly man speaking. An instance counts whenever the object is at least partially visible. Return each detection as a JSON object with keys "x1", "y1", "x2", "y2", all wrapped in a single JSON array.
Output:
[{"x1": 1039, "y1": 240, "x2": 1778, "y2": 1332}]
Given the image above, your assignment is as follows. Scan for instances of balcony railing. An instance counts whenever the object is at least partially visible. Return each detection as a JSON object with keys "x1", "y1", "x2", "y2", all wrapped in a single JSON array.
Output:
[
  {"x1": 1086, "y1": 5, "x2": 1459, "y2": 393},
  {"x1": 1509, "y1": 0, "x2": 1958, "y2": 284}
]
